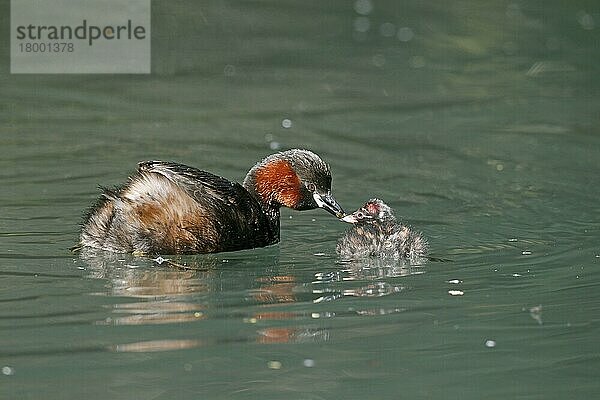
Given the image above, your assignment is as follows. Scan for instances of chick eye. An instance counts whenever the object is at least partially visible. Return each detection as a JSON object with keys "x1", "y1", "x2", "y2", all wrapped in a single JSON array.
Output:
[
  {"x1": 307, "y1": 183, "x2": 316, "y2": 192},
  {"x1": 356, "y1": 212, "x2": 365, "y2": 219}
]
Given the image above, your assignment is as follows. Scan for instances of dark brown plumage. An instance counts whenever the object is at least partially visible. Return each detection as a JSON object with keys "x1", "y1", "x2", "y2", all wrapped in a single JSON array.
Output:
[{"x1": 78, "y1": 149, "x2": 343, "y2": 255}]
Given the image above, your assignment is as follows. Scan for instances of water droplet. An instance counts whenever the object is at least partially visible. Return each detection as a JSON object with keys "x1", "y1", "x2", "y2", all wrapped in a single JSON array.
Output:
[
  {"x1": 372, "y1": 53, "x2": 386, "y2": 67},
  {"x1": 303, "y1": 359, "x2": 315, "y2": 367},
  {"x1": 353, "y1": 16, "x2": 370, "y2": 33},
  {"x1": 2, "y1": 366, "x2": 14, "y2": 376},
  {"x1": 447, "y1": 279, "x2": 462, "y2": 284},
  {"x1": 409, "y1": 55, "x2": 425, "y2": 68},
  {"x1": 522, "y1": 251, "x2": 532, "y2": 255},
  {"x1": 379, "y1": 22, "x2": 396, "y2": 37},
  {"x1": 267, "y1": 360, "x2": 282, "y2": 370},
  {"x1": 397, "y1": 27, "x2": 414, "y2": 42},
  {"x1": 223, "y1": 64, "x2": 236, "y2": 76},
  {"x1": 354, "y1": 0, "x2": 373, "y2": 15},
  {"x1": 269, "y1": 141, "x2": 281, "y2": 150},
  {"x1": 448, "y1": 290, "x2": 464, "y2": 296},
  {"x1": 577, "y1": 11, "x2": 595, "y2": 30},
  {"x1": 485, "y1": 339, "x2": 496, "y2": 348},
  {"x1": 281, "y1": 118, "x2": 292, "y2": 128}
]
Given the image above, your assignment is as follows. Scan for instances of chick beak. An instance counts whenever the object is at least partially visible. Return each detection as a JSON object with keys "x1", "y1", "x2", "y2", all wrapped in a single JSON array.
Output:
[
  {"x1": 340, "y1": 210, "x2": 373, "y2": 224},
  {"x1": 340, "y1": 214, "x2": 359, "y2": 224},
  {"x1": 312, "y1": 191, "x2": 345, "y2": 219}
]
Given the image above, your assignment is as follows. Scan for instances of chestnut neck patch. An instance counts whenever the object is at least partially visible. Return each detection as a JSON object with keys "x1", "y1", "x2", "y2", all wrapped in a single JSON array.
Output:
[{"x1": 254, "y1": 160, "x2": 301, "y2": 208}]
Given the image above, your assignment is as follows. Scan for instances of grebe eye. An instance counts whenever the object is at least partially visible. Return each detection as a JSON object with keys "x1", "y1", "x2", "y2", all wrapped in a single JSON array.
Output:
[
  {"x1": 356, "y1": 212, "x2": 365, "y2": 219},
  {"x1": 307, "y1": 183, "x2": 316, "y2": 192}
]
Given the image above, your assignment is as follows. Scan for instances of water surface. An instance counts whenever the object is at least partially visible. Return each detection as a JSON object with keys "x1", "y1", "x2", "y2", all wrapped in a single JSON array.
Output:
[{"x1": 1, "y1": 1, "x2": 600, "y2": 399}]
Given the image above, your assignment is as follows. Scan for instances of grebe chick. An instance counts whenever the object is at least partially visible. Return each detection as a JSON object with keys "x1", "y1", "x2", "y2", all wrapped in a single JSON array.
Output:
[
  {"x1": 78, "y1": 149, "x2": 344, "y2": 255},
  {"x1": 336, "y1": 199, "x2": 427, "y2": 261}
]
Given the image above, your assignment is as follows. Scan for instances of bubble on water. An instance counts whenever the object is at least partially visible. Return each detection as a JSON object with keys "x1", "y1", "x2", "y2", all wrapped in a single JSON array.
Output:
[
  {"x1": 529, "y1": 305, "x2": 543, "y2": 325},
  {"x1": 354, "y1": 0, "x2": 373, "y2": 15},
  {"x1": 354, "y1": 16, "x2": 370, "y2": 33},
  {"x1": 577, "y1": 11, "x2": 595, "y2": 30},
  {"x1": 184, "y1": 363, "x2": 193, "y2": 372},
  {"x1": 281, "y1": 118, "x2": 292, "y2": 129},
  {"x1": 269, "y1": 141, "x2": 281, "y2": 150},
  {"x1": 448, "y1": 290, "x2": 464, "y2": 296},
  {"x1": 485, "y1": 339, "x2": 496, "y2": 348},
  {"x1": 372, "y1": 53, "x2": 386, "y2": 67},
  {"x1": 267, "y1": 360, "x2": 282, "y2": 370},
  {"x1": 397, "y1": 27, "x2": 414, "y2": 42},
  {"x1": 409, "y1": 55, "x2": 425, "y2": 68},
  {"x1": 447, "y1": 279, "x2": 462, "y2": 284},
  {"x1": 265, "y1": 133, "x2": 274, "y2": 141},
  {"x1": 512, "y1": 273, "x2": 522, "y2": 277},
  {"x1": 508, "y1": 238, "x2": 518, "y2": 242},
  {"x1": 496, "y1": 163, "x2": 504, "y2": 171},
  {"x1": 2, "y1": 366, "x2": 14, "y2": 376},
  {"x1": 303, "y1": 359, "x2": 315, "y2": 368},
  {"x1": 522, "y1": 251, "x2": 532, "y2": 255},
  {"x1": 223, "y1": 64, "x2": 236, "y2": 76},
  {"x1": 379, "y1": 22, "x2": 396, "y2": 37}
]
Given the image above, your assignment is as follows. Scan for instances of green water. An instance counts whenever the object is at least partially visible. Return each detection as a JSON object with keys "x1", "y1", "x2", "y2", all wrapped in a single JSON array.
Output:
[{"x1": 2, "y1": 1, "x2": 600, "y2": 399}]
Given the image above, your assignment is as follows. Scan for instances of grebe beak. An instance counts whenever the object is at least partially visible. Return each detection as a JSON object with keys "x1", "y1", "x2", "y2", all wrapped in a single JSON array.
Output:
[{"x1": 312, "y1": 191, "x2": 345, "y2": 219}]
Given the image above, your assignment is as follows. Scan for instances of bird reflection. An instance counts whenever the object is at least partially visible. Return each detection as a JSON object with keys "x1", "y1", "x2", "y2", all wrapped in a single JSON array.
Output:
[
  {"x1": 80, "y1": 249, "x2": 216, "y2": 327},
  {"x1": 312, "y1": 257, "x2": 426, "y2": 303},
  {"x1": 77, "y1": 250, "x2": 426, "y2": 351}
]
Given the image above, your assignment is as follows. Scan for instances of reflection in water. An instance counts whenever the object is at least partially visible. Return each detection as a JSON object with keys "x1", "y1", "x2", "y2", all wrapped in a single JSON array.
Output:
[
  {"x1": 252, "y1": 275, "x2": 297, "y2": 304},
  {"x1": 80, "y1": 249, "x2": 215, "y2": 329},
  {"x1": 256, "y1": 327, "x2": 330, "y2": 345},
  {"x1": 79, "y1": 251, "x2": 426, "y2": 352},
  {"x1": 312, "y1": 258, "x2": 426, "y2": 303},
  {"x1": 112, "y1": 339, "x2": 205, "y2": 353}
]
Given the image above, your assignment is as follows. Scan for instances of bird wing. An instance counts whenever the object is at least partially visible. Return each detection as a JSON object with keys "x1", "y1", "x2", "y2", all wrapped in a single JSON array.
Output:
[
  {"x1": 137, "y1": 161, "x2": 239, "y2": 196},
  {"x1": 135, "y1": 161, "x2": 273, "y2": 252}
]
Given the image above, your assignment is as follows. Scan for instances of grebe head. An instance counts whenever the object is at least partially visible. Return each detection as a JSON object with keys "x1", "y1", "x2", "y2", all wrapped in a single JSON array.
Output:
[
  {"x1": 341, "y1": 198, "x2": 396, "y2": 224},
  {"x1": 243, "y1": 149, "x2": 344, "y2": 217}
]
